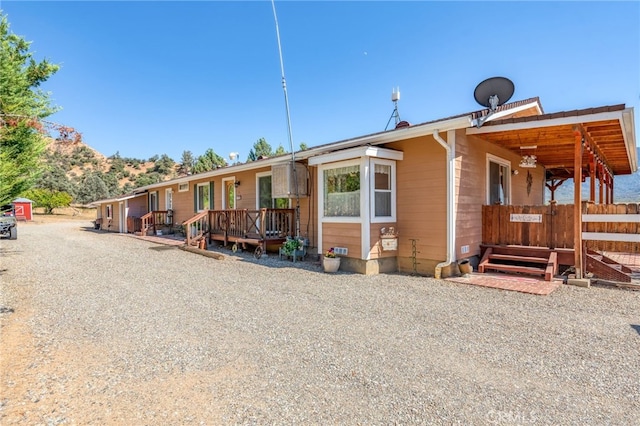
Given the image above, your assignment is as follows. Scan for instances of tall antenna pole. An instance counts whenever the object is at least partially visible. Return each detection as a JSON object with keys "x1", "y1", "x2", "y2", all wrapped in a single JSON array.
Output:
[{"x1": 271, "y1": 0, "x2": 300, "y2": 237}]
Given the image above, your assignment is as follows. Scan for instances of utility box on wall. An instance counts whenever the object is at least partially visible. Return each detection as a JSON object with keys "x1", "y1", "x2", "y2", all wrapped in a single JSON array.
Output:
[{"x1": 272, "y1": 162, "x2": 308, "y2": 198}]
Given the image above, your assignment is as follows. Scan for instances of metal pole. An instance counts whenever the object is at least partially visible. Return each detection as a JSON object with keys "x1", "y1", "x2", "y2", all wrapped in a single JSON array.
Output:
[{"x1": 271, "y1": 0, "x2": 300, "y2": 237}]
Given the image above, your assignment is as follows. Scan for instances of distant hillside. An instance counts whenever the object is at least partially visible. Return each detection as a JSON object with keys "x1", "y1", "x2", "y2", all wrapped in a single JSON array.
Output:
[
  {"x1": 41, "y1": 139, "x2": 179, "y2": 204},
  {"x1": 547, "y1": 147, "x2": 640, "y2": 203}
]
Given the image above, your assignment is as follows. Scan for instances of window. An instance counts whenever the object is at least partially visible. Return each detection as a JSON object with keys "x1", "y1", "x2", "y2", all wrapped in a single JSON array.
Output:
[
  {"x1": 487, "y1": 155, "x2": 511, "y2": 205},
  {"x1": 149, "y1": 191, "x2": 158, "y2": 211},
  {"x1": 195, "y1": 182, "x2": 211, "y2": 212},
  {"x1": 323, "y1": 164, "x2": 360, "y2": 217},
  {"x1": 165, "y1": 188, "x2": 173, "y2": 210},
  {"x1": 257, "y1": 173, "x2": 290, "y2": 209},
  {"x1": 106, "y1": 204, "x2": 113, "y2": 219},
  {"x1": 178, "y1": 182, "x2": 189, "y2": 192},
  {"x1": 371, "y1": 160, "x2": 395, "y2": 220}
]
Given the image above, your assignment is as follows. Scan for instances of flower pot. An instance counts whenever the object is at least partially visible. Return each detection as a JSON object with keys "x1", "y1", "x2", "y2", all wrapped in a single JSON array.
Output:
[
  {"x1": 458, "y1": 259, "x2": 472, "y2": 275},
  {"x1": 323, "y1": 256, "x2": 341, "y2": 273}
]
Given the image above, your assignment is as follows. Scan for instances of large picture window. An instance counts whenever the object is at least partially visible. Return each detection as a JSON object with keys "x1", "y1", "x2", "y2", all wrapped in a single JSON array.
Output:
[{"x1": 323, "y1": 165, "x2": 360, "y2": 217}]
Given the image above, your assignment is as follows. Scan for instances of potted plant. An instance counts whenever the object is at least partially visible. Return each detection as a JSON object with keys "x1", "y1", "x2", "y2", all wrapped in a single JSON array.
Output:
[
  {"x1": 323, "y1": 247, "x2": 341, "y2": 273},
  {"x1": 280, "y1": 237, "x2": 306, "y2": 261}
]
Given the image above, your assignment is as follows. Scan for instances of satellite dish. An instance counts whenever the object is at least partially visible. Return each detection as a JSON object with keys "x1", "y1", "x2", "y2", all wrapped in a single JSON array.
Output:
[{"x1": 474, "y1": 77, "x2": 514, "y2": 111}]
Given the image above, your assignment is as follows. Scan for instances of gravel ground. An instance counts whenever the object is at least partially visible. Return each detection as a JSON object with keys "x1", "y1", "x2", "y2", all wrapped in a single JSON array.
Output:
[{"x1": 1, "y1": 220, "x2": 639, "y2": 425}]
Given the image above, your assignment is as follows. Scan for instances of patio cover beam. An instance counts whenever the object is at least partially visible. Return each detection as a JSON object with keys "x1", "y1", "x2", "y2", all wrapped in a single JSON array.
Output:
[{"x1": 573, "y1": 126, "x2": 584, "y2": 279}]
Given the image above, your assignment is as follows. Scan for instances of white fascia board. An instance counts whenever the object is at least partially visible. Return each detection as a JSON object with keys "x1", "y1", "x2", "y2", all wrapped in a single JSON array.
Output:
[
  {"x1": 308, "y1": 146, "x2": 404, "y2": 165},
  {"x1": 621, "y1": 108, "x2": 637, "y2": 172},
  {"x1": 303, "y1": 115, "x2": 473, "y2": 161},
  {"x1": 127, "y1": 115, "x2": 472, "y2": 194},
  {"x1": 466, "y1": 110, "x2": 625, "y2": 135},
  {"x1": 470, "y1": 101, "x2": 542, "y2": 127}
]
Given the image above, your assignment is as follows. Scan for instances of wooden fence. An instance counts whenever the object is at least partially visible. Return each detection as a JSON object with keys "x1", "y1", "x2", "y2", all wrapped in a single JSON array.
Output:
[
  {"x1": 482, "y1": 204, "x2": 574, "y2": 248},
  {"x1": 482, "y1": 203, "x2": 640, "y2": 252},
  {"x1": 583, "y1": 202, "x2": 640, "y2": 253}
]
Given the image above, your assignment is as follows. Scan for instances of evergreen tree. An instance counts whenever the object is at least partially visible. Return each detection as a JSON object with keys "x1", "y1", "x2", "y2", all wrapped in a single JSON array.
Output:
[
  {"x1": 274, "y1": 145, "x2": 287, "y2": 155},
  {"x1": 247, "y1": 138, "x2": 273, "y2": 162},
  {"x1": 193, "y1": 148, "x2": 226, "y2": 173},
  {"x1": 0, "y1": 13, "x2": 59, "y2": 205},
  {"x1": 76, "y1": 172, "x2": 109, "y2": 204},
  {"x1": 179, "y1": 150, "x2": 195, "y2": 175}
]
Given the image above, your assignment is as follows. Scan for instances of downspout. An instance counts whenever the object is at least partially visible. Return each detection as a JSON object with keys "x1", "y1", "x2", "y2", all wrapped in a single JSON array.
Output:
[{"x1": 433, "y1": 130, "x2": 456, "y2": 279}]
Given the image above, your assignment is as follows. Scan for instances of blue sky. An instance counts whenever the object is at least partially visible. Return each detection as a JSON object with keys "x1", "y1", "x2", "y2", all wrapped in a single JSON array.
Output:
[{"x1": 3, "y1": 1, "x2": 639, "y2": 162}]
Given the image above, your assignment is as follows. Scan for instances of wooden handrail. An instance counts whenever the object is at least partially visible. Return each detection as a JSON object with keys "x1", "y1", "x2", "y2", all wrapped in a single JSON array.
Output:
[
  {"x1": 141, "y1": 210, "x2": 170, "y2": 235},
  {"x1": 208, "y1": 208, "x2": 294, "y2": 240},
  {"x1": 183, "y1": 210, "x2": 209, "y2": 246}
]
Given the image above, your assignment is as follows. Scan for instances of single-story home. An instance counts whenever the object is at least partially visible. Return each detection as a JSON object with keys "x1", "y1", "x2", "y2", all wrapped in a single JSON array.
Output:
[{"x1": 92, "y1": 97, "x2": 637, "y2": 279}]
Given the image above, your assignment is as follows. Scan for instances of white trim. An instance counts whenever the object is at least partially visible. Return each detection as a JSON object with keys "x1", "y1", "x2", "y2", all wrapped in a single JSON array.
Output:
[
  {"x1": 470, "y1": 101, "x2": 542, "y2": 128},
  {"x1": 582, "y1": 214, "x2": 640, "y2": 223},
  {"x1": 178, "y1": 182, "x2": 189, "y2": 192},
  {"x1": 108, "y1": 116, "x2": 470, "y2": 196},
  {"x1": 467, "y1": 110, "x2": 626, "y2": 135},
  {"x1": 222, "y1": 177, "x2": 236, "y2": 210},
  {"x1": 486, "y1": 154, "x2": 512, "y2": 205},
  {"x1": 361, "y1": 157, "x2": 370, "y2": 260},
  {"x1": 370, "y1": 158, "x2": 397, "y2": 223},
  {"x1": 149, "y1": 191, "x2": 158, "y2": 211},
  {"x1": 255, "y1": 171, "x2": 270, "y2": 209},
  {"x1": 195, "y1": 182, "x2": 210, "y2": 212},
  {"x1": 106, "y1": 204, "x2": 113, "y2": 220},
  {"x1": 582, "y1": 232, "x2": 640, "y2": 243},
  {"x1": 308, "y1": 146, "x2": 403, "y2": 166},
  {"x1": 124, "y1": 200, "x2": 129, "y2": 233},
  {"x1": 318, "y1": 159, "x2": 362, "y2": 221},
  {"x1": 118, "y1": 202, "x2": 124, "y2": 233},
  {"x1": 165, "y1": 188, "x2": 173, "y2": 211}
]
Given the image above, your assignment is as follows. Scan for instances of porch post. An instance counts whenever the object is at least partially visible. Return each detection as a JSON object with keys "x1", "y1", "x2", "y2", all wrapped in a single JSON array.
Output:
[
  {"x1": 608, "y1": 170, "x2": 614, "y2": 204},
  {"x1": 598, "y1": 163, "x2": 604, "y2": 204},
  {"x1": 589, "y1": 155, "x2": 596, "y2": 202},
  {"x1": 573, "y1": 127, "x2": 583, "y2": 279}
]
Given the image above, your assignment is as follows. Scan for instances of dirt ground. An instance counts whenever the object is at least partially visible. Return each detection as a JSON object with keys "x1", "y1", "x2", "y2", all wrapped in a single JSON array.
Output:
[{"x1": 29, "y1": 206, "x2": 97, "y2": 223}]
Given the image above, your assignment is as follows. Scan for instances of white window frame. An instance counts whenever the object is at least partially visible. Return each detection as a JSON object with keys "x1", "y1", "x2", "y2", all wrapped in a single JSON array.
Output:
[
  {"x1": 370, "y1": 158, "x2": 396, "y2": 222},
  {"x1": 178, "y1": 182, "x2": 189, "y2": 192},
  {"x1": 318, "y1": 159, "x2": 362, "y2": 223},
  {"x1": 165, "y1": 188, "x2": 173, "y2": 211},
  {"x1": 106, "y1": 204, "x2": 113, "y2": 220},
  {"x1": 255, "y1": 171, "x2": 291, "y2": 209},
  {"x1": 486, "y1": 154, "x2": 512, "y2": 206},
  {"x1": 196, "y1": 182, "x2": 210, "y2": 212},
  {"x1": 149, "y1": 191, "x2": 158, "y2": 211}
]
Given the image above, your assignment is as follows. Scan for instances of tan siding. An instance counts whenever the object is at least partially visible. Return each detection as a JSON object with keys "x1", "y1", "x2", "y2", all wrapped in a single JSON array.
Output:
[
  {"x1": 368, "y1": 222, "x2": 398, "y2": 259},
  {"x1": 128, "y1": 196, "x2": 147, "y2": 218},
  {"x1": 322, "y1": 223, "x2": 361, "y2": 258},
  {"x1": 385, "y1": 136, "x2": 448, "y2": 270},
  {"x1": 455, "y1": 130, "x2": 546, "y2": 259}
]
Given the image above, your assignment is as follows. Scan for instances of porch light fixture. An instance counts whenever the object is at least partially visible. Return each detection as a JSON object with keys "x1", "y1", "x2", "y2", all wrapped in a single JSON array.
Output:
[
  {"x1": 234, "y1": 181, "x2": 241, "y2": 187},
  {"x1": 519, "y1": 155, "x2": 537, "y2": 168}
]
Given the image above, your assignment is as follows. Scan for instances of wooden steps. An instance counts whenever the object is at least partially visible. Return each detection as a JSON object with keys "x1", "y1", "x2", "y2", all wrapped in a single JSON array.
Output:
[{"x1": 479, "y1": 247, "x2": 558, "y2": 281}]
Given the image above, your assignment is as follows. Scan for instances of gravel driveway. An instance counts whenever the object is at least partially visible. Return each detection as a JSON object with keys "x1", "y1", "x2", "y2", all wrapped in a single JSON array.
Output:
[{"x1": 1, "y1": 220, "x2": 639, "y2": 425}]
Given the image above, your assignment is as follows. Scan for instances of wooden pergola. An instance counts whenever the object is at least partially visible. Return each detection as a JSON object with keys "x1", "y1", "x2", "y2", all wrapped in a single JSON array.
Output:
[{"x1": 468, "y1": 104, "x2": 637, "y2": 279}]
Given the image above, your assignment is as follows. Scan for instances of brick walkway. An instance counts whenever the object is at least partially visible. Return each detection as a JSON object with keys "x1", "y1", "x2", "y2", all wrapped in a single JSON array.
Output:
[{"x1": 445, "y1": 273, "x2": 563, "y2": 295}]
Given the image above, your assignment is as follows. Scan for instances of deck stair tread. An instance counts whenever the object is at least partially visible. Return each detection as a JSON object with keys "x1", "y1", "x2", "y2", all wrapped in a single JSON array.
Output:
[
  {"x1": 481, "y1": 263, "x2": 546, "y2": 275},
  {"x1": 488, "y1": 254, "x2": 549, "y2": 264}
]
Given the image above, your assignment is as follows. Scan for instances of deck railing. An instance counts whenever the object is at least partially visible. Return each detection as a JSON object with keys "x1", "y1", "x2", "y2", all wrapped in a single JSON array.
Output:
[
  {"x1": 482, "y1": 202, "x2": 640, "y2": 252},
  {"x1": 209, "y1": 208, "x2": 294, "y2": 240},
  {"x1": 141, "y1": 210, "x2": 170, "y2": 235},
  {"x1": 183, "y1": 210, "x2": 209, "y2": 246}
]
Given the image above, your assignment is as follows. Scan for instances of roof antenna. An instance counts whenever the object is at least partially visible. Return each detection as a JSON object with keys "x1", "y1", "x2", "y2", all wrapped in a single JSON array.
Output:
[
  {"x1": 473, "y1": 77, "x2": 514, "y2": 128},
  {"x1": 271, "y1": 0, "x2": 300, "y2": 238},
  {"x1": 385, "y1": 87, "x2": 402, "y2": 130}
]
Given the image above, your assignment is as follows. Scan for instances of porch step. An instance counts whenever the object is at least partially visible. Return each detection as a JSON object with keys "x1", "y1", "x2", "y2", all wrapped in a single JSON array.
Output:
[{"x1": 479, "y1": 247, "x2": 558, "y2": 281}]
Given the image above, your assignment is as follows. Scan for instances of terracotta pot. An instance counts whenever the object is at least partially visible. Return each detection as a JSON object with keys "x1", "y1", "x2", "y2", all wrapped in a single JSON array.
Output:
[
  {"x1": 323, "y1": 256, "x2": 341, "y2": 273},
  {"x1": 458, "y1": 259, "x2": 472, "y2": 274}
]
